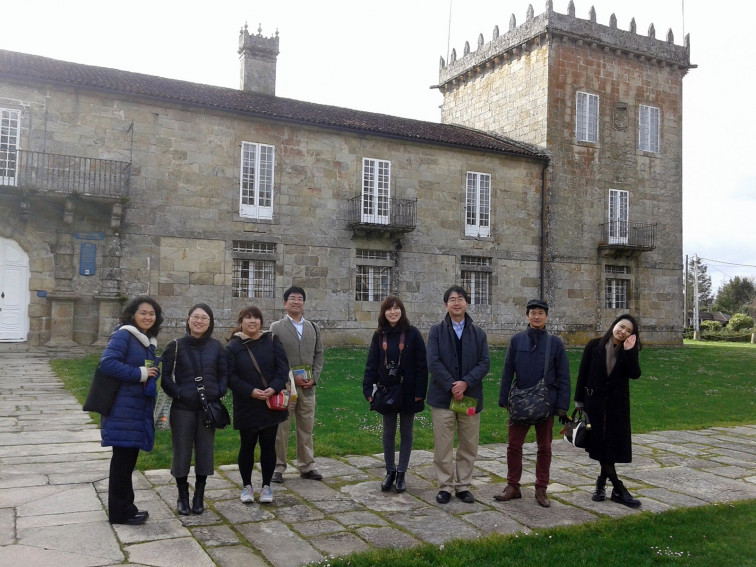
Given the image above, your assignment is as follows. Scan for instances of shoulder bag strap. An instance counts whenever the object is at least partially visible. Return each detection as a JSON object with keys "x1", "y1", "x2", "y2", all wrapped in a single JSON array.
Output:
[
  {"x1": 542, "y1": 331, "x2": 551, "y2": 381},
  {"x1": 245, "y1": 345, "x2": 269, "y2": 388},
  {"x1": 381, "y1": 331, "x2": 406, "y2": 366}
]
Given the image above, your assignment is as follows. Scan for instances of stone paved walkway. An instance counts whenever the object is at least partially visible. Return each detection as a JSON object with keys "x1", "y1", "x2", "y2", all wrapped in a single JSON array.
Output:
[{"x1": 1, "y1": 349, "x2": 756, "y2": 566}]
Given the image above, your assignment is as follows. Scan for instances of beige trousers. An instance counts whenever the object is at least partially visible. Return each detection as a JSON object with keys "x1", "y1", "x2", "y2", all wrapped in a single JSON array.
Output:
[
  {"x1": 274, "y1": 387, "x2": 317, "y2": 474},
  {"x1": 431, "y1": 406, "x2": 480, "y2": 493}
]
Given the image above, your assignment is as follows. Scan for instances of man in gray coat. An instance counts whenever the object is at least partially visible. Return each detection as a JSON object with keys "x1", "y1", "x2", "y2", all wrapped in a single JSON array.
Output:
[
  {"x1": 426, "y1": 285, "x2": 490, "y2": 504},
  {"x1": 270, "y1": 286, "x2": 325, "y2": 482}
]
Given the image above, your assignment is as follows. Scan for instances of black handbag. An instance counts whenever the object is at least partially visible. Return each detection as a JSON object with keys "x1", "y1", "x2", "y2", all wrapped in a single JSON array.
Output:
[
  {"x1": 371, "y1": 382, "x2": 403, "y2": 415},
  {"x1": 195, "y1": 376, "x2": 230, "y2": 429},
  {"x1": 83, "y1": 364, "x2": 120, "y2": 416},
  {"x1": 508, "y1": 332, "x2": 553, "y2": 425},
  {"x1": 369, "y1": 331, "x2": 405, "y2": 415},
  {"x1": 563, "y1": 408, "x2": 591, "y2": 448}
]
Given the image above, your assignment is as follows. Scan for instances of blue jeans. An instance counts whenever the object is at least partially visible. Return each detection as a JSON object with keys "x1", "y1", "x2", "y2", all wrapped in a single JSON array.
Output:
[{"x1": 382, "y1": 412, "x2": 415, "y2": 473}]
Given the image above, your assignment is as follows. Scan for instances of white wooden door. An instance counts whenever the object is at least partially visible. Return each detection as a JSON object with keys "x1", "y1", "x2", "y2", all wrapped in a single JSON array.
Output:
[{"x1": 0, "y1": 237, "x2": 30, "y2": 341}]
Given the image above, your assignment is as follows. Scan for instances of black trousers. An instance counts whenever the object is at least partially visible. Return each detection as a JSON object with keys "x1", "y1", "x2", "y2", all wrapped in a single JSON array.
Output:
[
  {"x1": 108, "y1": 446, "x2": 140, "y2": 523},
  {"x1": 238, "y1": 424, "x2": 278, "y2": 487}
]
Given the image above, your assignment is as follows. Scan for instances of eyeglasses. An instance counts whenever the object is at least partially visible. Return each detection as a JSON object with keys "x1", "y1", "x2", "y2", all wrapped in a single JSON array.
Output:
[{"x1": 190, "y1": 315, "x2": 210, "y2": 322}]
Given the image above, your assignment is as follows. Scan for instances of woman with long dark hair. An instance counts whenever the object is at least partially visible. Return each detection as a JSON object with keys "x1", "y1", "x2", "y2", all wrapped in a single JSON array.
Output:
[
  {"x1": 225, "y1": 306, "x2": 289, "y2": 505},
  {"x1": 161, "y1": 303, "x2": 227, "y2": 515},
  {"x1": 99, "y1": 296, "x2": 163, "y2": 525},
  {"x1": 362, "y1": 296, "x2": 428, "y2": 493},
  {"x1": 575, "y1": 314, "x2": 642, "y2": 507}
]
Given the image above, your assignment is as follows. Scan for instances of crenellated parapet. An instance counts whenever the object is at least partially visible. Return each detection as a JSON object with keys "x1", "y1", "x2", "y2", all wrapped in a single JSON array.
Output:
[
  {"x1": 238, "y1": 23, "x2": 279, "y2": 95},
  {"x1": 238, "y1": 23, "x2": 279, "y2": 59},
  {"x1": 436, "y1": 1, "x2": 693, "y2": 90}
]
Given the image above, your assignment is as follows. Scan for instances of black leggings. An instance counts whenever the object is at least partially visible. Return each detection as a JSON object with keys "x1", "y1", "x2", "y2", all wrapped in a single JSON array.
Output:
[
  {"x1": 108, "y1": 446, "x2": 140, "y2": 522},
  {"x1": 238, "y1": 425, "x2": 278, "y2": 487},
  {"x1": 599, "y1": 461, "x2": 621, "y2": 488}
]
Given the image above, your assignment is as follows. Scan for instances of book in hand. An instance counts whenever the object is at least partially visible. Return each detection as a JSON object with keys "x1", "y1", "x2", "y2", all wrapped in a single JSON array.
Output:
[
  {"x1": 290, "y1": 365, "x2": 312, "y2": 383},
  {"x1": 449, "y1": 396, "x2": 478, "y2": 415}
]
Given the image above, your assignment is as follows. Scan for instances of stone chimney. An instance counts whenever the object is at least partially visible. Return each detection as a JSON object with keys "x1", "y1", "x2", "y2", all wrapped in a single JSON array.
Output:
[{"x1": 238, "y1": 23, "x2": 279, "y2": 96}]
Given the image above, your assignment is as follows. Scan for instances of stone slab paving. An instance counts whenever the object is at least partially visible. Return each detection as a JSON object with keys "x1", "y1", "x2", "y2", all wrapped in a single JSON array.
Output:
[{"x1": 1, "y1": 349, "x2": 756, "y2": 567}]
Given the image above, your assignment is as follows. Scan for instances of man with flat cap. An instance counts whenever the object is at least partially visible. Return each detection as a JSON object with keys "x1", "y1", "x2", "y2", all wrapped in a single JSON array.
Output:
[{"x1": 495, "y1": 299, "x2": 570, "y2": 507}]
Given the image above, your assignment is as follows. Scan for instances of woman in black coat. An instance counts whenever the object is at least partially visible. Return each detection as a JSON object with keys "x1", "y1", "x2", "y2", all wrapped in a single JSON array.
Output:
[
  {"x1": 161, "y1": 303, "x2": 227, "y2": 515},
  {"x1": 575, "y1": 314, "x2": 642, "y2": 508},
  {"x1": 363, "y1": 296, "x2": 428, "y2": 493},
  {"x1": 225, "y1": 305, "x2": 289, "y2": 505}
]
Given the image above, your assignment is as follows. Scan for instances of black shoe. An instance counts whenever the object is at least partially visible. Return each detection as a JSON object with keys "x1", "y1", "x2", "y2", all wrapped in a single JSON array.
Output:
[
  {"x1": 191, "y1": 482, "x2": 205, "y2": 515},
  {"x1": 395, "y1": 472, "x2": 406, "y2": 493},
  {"x1": 300, "y1": 470, "x2": 323, "y2": 481},
  {"x1": 177, "y1": 484, "x2": 191, "y2": 516},
  {"x1": 436, "y1": 490, "x2": 451, "y2": 504},
  {"x1": 271, "y1": 472, "x2": 284, "y2": 484},
  {"x1": 610, "y1": 485, "x2": 641, "y2": 508},
  {"x1": 381, "y1": 471, "x2": 396, "y2": 492},
  {"x1": 111, "y1": 511, "x2": 148, "y2": 525},
  {"x1": 592, "y1": 475, "x2": 607, "y2": 502},
  {"x1": 455, "y1": 490, "x2": 475, "y2": 504}
]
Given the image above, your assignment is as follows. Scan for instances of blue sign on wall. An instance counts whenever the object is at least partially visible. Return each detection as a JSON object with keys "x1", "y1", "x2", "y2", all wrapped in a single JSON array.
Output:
[
  {"x1": 80, "y1": 243, "x2": 96, "y2": 276},
  {"x1": 74, "y1": 232, "x2": 105, "y2": 241}
]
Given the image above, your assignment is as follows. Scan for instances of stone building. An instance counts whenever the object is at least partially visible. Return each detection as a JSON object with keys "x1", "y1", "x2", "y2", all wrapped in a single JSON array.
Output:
[{"x1": 0, "y1": 4, "x2": 693, "y2": 347}]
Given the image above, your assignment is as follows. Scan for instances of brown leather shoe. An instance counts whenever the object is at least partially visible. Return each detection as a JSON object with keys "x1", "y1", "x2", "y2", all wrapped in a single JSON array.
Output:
[
  {"x1": 494, "y1": 484, "x2": 522, "y2": 501},
  {"x1": 535, "y1": 487, "x2": 550, "y2": 507}
]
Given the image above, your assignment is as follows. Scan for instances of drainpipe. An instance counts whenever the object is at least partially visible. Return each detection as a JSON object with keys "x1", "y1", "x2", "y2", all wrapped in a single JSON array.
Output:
[{"x1": 539, "y1": 163, "x2": 547, "y2": 299}]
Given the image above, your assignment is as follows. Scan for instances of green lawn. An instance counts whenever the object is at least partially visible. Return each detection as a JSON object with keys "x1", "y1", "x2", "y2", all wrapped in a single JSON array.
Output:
[
  {"x1": 51, "y1": 341, "x2": 756, "y2": 567},
  {"x1": 52, "y1": 341, "x2": 756, "y2": 471}
]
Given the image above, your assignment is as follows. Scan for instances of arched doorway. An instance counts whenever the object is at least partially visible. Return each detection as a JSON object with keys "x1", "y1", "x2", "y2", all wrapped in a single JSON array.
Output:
[{"x1": 0, "y1": 237, "x2": 30, "y2": 341}]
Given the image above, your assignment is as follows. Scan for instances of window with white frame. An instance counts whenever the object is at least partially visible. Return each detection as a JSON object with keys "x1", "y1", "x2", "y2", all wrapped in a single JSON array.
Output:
[
  {"x1": 605, "y1": 278, "x2": 629, "y2": 309},
  {"x1": 608, "y1": 189, "x2": 629, "y2": 244},
  {"x1": 461, "y1": 256, "x2": 492, "y2": 305},
  {"x1": 465, "y1": 172, "x2": 491, "y2": 237},
  {"x1": 0, "y1": 108, "x2": 20, "y2": 185},
  {"x1": 239, "y1": 142, "x2": 274, "y2": 219},
  {"x1": 232, "y1": 241, "x2": 276, "y2": 298},
  {"x1": 361, "y1": 158, "x2": 391, "y2": 224},
  {"x1": 639, "y1": 104, "x2": 660, "y2": 153},
  {"x1": 355, "y1": 249, "x2": 391, "y2": 301},
  {"x1": 605, "y1": 265, "x2": 630, "y2": 309},
  {"x1": 576, "y1": 91, "x2": 599, "y2": 143}
]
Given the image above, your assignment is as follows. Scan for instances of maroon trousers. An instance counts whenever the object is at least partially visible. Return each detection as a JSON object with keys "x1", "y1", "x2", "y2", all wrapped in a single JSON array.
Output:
[{"x1": 506, "y1": 415, "x2": 554, "y2": 489}]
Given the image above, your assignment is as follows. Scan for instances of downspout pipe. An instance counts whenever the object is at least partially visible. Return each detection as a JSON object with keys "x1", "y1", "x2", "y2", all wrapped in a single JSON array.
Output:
[{"x1": 539, "y1": 163, "x2": 548, "y2": 299}]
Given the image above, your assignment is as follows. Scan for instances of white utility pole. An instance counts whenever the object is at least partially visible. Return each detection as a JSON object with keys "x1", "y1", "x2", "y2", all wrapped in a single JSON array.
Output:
[{"x1": 693, "y1": 254, "x2": 700, "y2": 339}]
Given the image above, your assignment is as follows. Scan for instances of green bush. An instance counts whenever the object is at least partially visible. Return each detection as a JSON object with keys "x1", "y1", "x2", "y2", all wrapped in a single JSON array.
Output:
[
  {"x1": 700, "y1": 320, "x2": 722, "y2": 331},
  {"x1": 727, "y1": 313, "x2": 754, "y2": 332}
]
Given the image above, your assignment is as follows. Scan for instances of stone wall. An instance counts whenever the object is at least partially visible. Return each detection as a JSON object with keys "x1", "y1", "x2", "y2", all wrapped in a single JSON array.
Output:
[
  {"x1": 438, "y1": 4, "x2": 691, "y2": 345},
  {"x1": 1, "y1": 81, "x2": 547, "y2": 346}
]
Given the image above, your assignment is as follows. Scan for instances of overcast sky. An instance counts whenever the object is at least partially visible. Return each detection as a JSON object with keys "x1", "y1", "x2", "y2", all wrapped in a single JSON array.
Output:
[{"x1": 3, "y1": 0, "x2": 754, "y2": 293}]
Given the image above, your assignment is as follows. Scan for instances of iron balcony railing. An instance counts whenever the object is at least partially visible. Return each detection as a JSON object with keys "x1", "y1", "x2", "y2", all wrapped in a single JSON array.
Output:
[
  {"x1": 599, "y1": 221, "x2": 657, "y2": 250},
  {"x1": 346, "y1": 196, "x2": 417, "y2": 231},
  {"x1": 0, "y1": 149, "x2": 130, "y2": 198}
]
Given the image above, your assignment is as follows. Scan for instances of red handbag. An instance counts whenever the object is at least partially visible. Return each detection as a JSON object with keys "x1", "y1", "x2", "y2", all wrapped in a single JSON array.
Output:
[{"x1": 246, "y1": 345, "x2": 290, "y2": 411}]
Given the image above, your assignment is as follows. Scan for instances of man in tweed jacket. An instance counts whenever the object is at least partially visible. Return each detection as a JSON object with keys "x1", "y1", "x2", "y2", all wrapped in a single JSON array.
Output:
[{"x1": 269, "y1": 286, "x2": 325, "y2": 482}]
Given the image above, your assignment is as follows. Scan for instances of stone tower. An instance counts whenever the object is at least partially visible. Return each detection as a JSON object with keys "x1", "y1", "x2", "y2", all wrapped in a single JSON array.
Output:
[
  {"x1": 238, "y1": 23, "x2": 279, "y2": 96},
  {"x1": 437, "y1": 1, "x2": 694, "y2": 342}
]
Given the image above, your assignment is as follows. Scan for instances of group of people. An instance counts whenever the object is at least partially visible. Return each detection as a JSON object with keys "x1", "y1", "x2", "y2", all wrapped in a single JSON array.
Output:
[
  {"x1": 96, "y1": 284, "x2": 642, "y2": 527},
  {"x1": 98, "y1": 286, "x2": 323, "y2": 525},
  {"x1": 361, "y1": 287, "x2": 643, "y2": 510}
]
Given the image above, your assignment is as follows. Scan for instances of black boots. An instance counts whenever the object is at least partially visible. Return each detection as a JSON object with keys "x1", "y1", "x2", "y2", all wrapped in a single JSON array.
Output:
[
  {"x1": 177, "y1": 483, "x2": 190, "y2": 516},
  {"x1": 395, "y1": 472, "x2": 406, "y2": 493},
  {"x1": 592, "y1": 475, "x2": 606, "y2": 501},
  {"x1": 381, "y1": 470, "x2": 396, "y2": 492},
  {"x1": 192, "y1": 481, "x2": 206, "y2": 514},
  {"x1": 610, "y1": 481, "x2": 641, "y2": 508}
]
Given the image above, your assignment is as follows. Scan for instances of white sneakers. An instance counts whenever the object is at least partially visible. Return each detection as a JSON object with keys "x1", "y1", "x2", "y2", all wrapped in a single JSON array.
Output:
[
  {"x1": 259, "y1": 485, "x2": 273, "y2": 504},
  {"x1": 240, "y1": 484, "x2": 274, "y2": 504},
  {"x1": 240, "y1": 485, "x2": 254, "y2": 503}
]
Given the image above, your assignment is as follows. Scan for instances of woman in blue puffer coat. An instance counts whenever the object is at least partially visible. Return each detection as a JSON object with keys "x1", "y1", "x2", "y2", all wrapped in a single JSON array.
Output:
[{"x1": 99, "y1": 296, "x2": 163, "y2": 525}]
